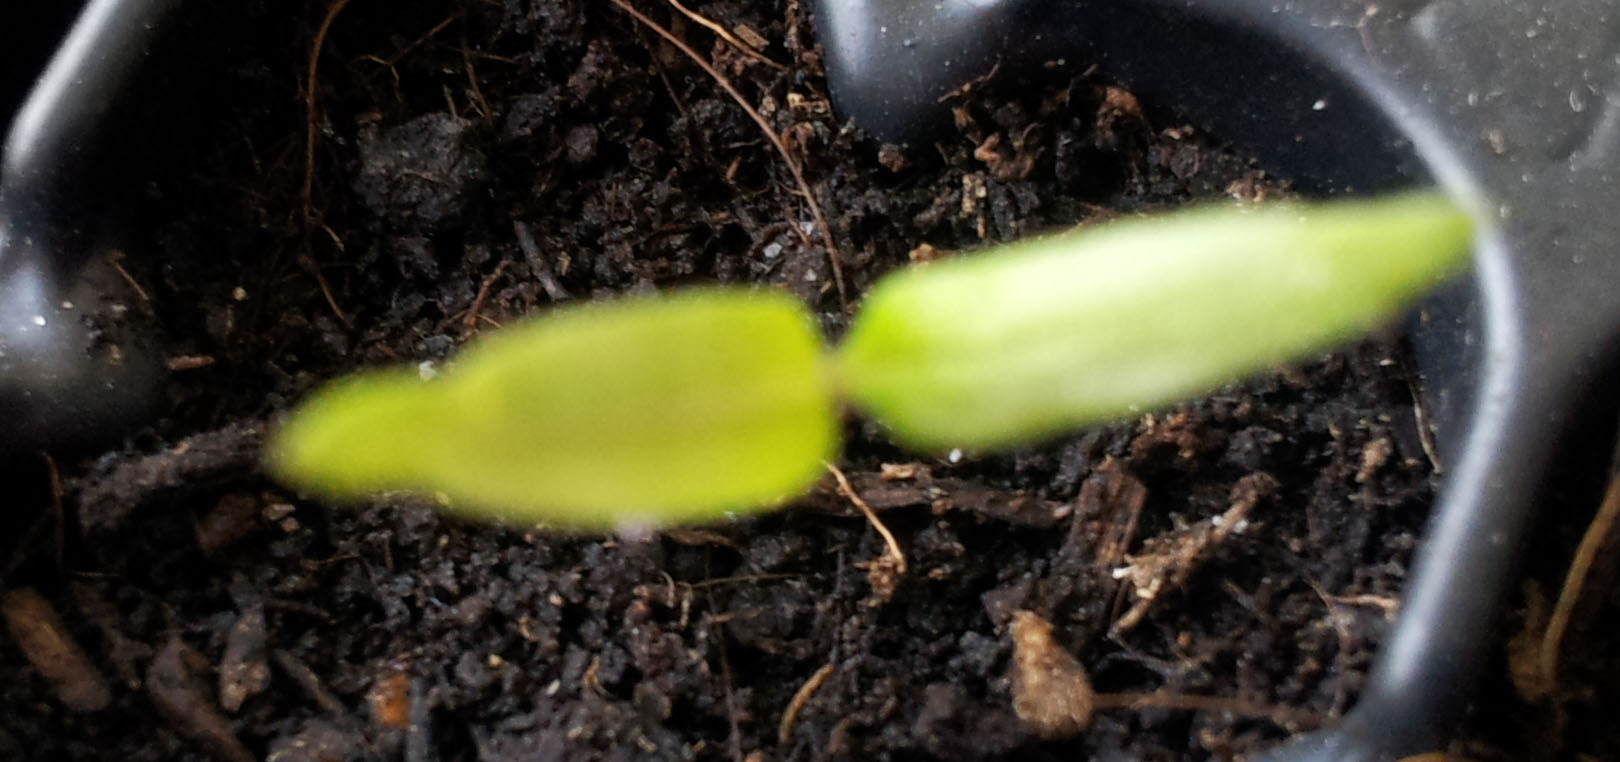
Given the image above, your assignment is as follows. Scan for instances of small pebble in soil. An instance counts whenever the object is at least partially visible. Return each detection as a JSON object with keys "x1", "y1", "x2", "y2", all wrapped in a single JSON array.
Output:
[{"x1": 1010, "y1": 610, "x2": 1096, "y2": 739}]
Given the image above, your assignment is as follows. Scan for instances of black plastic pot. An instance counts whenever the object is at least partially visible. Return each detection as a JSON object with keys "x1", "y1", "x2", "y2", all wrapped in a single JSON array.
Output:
[
  {"x1": 0, "y1": 0, "x2": 175, "y2": 457},
  {"x1": 809, "y1": 1, "x2": 1620, "y2": 759}
]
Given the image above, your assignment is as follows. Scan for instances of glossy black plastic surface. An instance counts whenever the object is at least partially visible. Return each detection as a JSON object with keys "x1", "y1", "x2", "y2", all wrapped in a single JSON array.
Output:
[
  {"x1": 813, "y1": 1, "x2": 1620, "y2": 759},
  {"x1": 0, "y1": 0, "x2": 178, "y2": 455}
]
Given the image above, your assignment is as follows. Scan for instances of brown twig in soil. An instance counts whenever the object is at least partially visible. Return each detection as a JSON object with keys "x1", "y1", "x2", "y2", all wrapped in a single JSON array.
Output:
[
  {"x1": 301, "y1": 253, "x2": 350, "y2": 325},
  {"x1": 688, "y1": 573, "x2": 800, "y2": 589},
  {"x1": 610, "y1": 0, "x2": 848, "y2": 307},
  {"x1": 378, "y1": 13, "x2": 459, "y2": 68},
  {"x1": 1409, "y1": 390, "x2": 1444, "y2": 474},
  {"x1": 781, "y1": 197, "x2": 816, "y2": 249},
  {"x1": 645, "y1": 41, "x2": 691, "y2": 120},
  {"x1": 936, "y1": 60, "x2": 1002, "y2": 103},
  {"x1": 582, "y1": 655, "x2": 606, "y2": 697},
  {"x1": 827, "y1": 464, "x2": 904, "y2": 568},
  {"x1": 166, "y1": 355, "x2": 217, "y2": 371},
  {"x1": 827, "y1": 463, "x2": 907, "y2": 604},
  {"x1": 302, "y1": 0, "x2": 353, "y2": 223},
  {"x1": 459, "y1": 26, "x2": 493, "y2": 119},
  {"x1": 45, "y1": 452, "x2": 64, "y2": 572},
  {"x1": 1538, "y1": 469, "x2": 1620, "y2": 694},
  {"x1": 662, "y1": 525, "x2": 735, "y2": 547},
  {"x1": 1305, "y1": 579, "x2": 1397, "y2": 716},
  {"x1": 664, "y1": 0, "x2": 789, "y2": 71},
  {"x1": 461, "y1": 259, "x2": 511, "y2": 330},
  {"x1": 778, "y1": 662, "x2": 835, "y2": 745},
  {"x1": 1320, "y1": 592, "x2": 1400, "y2": 619},
  {"x1": 1, "y1": 588, "x2": 112, "y2": 712},
  {"x1": 108, "y1": 250, "x2": 152, "y2": 304},
  {"x1": 1084, "y1": 458, "x2": 1146, "y2": 574},
  {"x1": 356, "y1": 8, "x2": 461, "y2": 102},
  {"x1": 300, "y1": 0, "x2": 355, "y2": 325},
  {"x1": 1110, "y1": 473, "x2": 1276, "y2": 635},
  {"x1": 513, "y1": 220, "x2": 572, "y2": 302}
]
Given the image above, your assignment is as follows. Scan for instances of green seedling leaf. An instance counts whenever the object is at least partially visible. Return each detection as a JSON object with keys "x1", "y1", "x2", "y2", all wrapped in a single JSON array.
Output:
[
  {"x1": 266, "y1": 289, "x2": 838, "y2": 528},
  {"x1": 836, "y1": 192, "x2": 1472, "y2": 451}
]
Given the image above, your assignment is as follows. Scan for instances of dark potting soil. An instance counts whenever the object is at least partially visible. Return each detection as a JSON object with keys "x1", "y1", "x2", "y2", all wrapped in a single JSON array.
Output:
[{"x1": 3, "y1": 1, "x2": 1605, "y2": 760}]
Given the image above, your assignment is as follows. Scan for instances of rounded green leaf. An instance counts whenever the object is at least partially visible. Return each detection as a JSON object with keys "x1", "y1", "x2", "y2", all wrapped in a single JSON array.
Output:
[
  {"x1": 835, "y1": 192, "x2": 1473, "y2": 451},
  {"x1": 266, "y1": 288, "x2": 838, "y2": 528}
]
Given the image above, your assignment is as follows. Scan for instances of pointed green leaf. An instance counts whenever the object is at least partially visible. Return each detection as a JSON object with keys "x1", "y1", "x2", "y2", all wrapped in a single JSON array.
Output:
[
  {"x1": 835, "y1": 192, "x2": 1473, "y2": 451},
  {"x1": 266, "y1": 288, "x2": 838, "y2": 528}
]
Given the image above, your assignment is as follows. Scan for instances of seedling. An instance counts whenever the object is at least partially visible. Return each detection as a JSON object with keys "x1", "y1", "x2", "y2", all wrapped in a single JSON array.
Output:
[
  {"x1": 267, "y1": 291, "x2": 837, "y2": 529},
  {"x1": 266, "y1": 192, "x2": 1471, "y2": 529}
]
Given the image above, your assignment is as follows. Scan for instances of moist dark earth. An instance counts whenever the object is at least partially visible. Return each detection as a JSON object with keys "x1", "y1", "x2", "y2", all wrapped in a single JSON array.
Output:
[{"x1": 3, "y1": 1, "x2": 1618, "y2": 761}]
